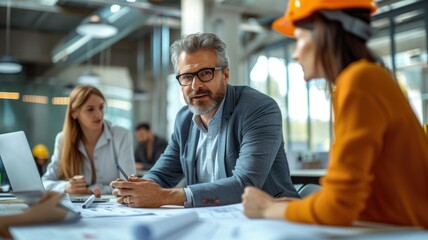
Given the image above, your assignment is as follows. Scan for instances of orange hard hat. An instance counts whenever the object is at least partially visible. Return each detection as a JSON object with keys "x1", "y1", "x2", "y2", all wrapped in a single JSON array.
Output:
[{"x1": 272, "y1": 0, "x2": 377, "y2": 38}]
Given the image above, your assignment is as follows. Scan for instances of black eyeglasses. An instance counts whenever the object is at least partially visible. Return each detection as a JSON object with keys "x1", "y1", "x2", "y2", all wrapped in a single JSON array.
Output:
[{"x1": 175, "y1": 67, "x2": 224, "y2": 86}]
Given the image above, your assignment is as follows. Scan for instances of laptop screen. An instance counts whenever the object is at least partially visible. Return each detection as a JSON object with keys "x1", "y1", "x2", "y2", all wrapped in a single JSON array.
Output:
[
  {"x1": 0, "y1": 131, "x2": 110, "y2": 204},
  {"x1": 0, "y1": 131, "x2": 45, "y2": 192}
]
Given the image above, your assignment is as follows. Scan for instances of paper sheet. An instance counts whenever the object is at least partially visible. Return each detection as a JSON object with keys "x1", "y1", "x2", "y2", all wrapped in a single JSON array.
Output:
[
  {"x1": 11, "y1": 217, "x2": 144, "y2": 240},
  {"x1": 9, "y1": 203, "x2": 428, "y2": 240},
  {"x1": 77, "y1": 202, "x2": 156, "y2": 218}
]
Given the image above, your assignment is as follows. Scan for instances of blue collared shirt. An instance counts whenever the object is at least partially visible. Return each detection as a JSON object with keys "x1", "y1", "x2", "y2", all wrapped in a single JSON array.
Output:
[{"x1": 184, "y1": 99, "x2": 226, "y2": 207}]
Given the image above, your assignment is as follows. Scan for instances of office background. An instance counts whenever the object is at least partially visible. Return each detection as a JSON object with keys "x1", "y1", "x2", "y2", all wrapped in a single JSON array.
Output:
[{"x1": 0, "y1": 0, "x2": 427, "y2": 169}]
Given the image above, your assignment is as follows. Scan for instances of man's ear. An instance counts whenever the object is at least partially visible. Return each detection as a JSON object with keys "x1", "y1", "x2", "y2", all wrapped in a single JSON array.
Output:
[{"x1": 223, "y1": 67, "x2": 230, "y2": 84}]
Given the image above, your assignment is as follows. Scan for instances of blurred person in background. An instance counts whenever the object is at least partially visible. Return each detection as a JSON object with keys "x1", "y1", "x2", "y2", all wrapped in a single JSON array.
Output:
[
  {"x1": 32, "y1": 144, "x2": 50, "y2": 176},
  {"x1": 134, "y1": 122, "x2": 168, "y2": 171}
]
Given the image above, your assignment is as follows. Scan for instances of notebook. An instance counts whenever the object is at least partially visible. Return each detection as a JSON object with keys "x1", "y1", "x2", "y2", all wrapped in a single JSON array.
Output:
[{"x1": 0, "y1": 131, "x2": 107, "y2": 204}]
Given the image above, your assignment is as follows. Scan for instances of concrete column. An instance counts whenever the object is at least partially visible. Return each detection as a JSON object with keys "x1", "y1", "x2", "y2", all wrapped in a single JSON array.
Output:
[
  {"x1": 180, "y1": 0, "x2": 244, "y2": 85},
  {"x1": 181, "y1": 0, "x2": 207, "y2": 34},
  {"x1": 208, "y1": 7, "x2": 244, "y2": 85},
  {"x1": 132, "y1": 39, "x2": 149, "y2": 132}
]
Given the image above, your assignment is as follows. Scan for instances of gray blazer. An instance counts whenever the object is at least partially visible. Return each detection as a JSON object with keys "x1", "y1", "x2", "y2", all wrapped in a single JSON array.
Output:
[{"x1": 144, "y1": 85, "x2": 299, "y2": 207}]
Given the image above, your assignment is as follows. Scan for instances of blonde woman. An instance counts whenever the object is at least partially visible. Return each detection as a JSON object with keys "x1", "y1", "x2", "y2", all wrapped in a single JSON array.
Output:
[{"x1": 42, "y1": 85, "x2": 135, "y2": 195}]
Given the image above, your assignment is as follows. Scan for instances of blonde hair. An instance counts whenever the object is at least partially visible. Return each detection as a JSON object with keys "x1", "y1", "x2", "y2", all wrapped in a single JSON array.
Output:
[{"x1": 58, "y1": 85, "x2": 105, "y2": 179}]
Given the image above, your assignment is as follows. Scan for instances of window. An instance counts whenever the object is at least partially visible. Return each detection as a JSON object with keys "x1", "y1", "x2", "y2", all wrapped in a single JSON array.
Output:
[{"x1": 249, "y1": 44, "x2": 332, "y2": 154}]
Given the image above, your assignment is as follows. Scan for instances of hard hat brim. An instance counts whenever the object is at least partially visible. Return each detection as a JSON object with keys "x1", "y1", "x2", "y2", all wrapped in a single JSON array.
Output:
[
  {"x1": 272, "y1": 16, "x2": 296, "y2": 38},
  {"x1": 272, "y1": 0, "x2": 378, "y2": 38}
]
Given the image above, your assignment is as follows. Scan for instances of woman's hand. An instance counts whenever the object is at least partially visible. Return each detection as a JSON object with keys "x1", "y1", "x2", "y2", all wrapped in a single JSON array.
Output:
[
  {"x1": 65, "y1": 175, "x2": 92, "y2": 195},
  {"x1": 92, "y1": 187, "x2": 101, "y2": 197},
  {"x1": 0, "y1": 192, "x2": 68, "y2": 238},
  {"x1": 242, "y1": 186, "x2": 290, "y2": 219},
  {"x1": 23, "y1": 192, "x2": 68, "y2": 224}
]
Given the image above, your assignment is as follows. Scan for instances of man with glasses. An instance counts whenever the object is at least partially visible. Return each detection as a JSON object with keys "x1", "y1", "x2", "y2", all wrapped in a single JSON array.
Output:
[{"x1": 111, "y1": 32, "x2": 299, "y2": 208}]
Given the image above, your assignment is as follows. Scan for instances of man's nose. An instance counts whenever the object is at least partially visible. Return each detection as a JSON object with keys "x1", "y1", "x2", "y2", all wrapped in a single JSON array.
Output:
[{"x1": 191, "y1": 75, "x2": 203, "y2": 90}]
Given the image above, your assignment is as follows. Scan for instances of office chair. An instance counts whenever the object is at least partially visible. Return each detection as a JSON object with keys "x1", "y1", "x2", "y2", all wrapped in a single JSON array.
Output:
[
  {"x1": 298, "y1": 183, "x2": 321, "y2": 198},
  {"x1": 293, "y1": 184, "x2": 304, "y2": 192}
]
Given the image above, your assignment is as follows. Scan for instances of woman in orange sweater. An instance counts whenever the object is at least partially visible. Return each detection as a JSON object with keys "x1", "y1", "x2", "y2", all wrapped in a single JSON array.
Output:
[{"x1": 242, "y1": 0, "x2": 428, "y2": 228}]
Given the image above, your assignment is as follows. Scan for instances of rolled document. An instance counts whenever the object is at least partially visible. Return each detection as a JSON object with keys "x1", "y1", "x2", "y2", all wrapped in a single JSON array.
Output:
[{"x1": 133, "y1": 212, "x2": 199, "y2": 240}]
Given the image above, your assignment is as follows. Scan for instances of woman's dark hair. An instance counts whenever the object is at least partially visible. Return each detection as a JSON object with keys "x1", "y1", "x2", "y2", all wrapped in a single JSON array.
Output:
[{"x1": 297, "y1": 9, "x2": 381, "y2": 94}]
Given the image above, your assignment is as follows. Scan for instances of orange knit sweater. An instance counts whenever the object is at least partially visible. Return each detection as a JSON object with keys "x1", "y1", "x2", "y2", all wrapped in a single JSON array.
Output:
[{"x1": 286, "y1": 59, "x2": 428, "y2": 228}]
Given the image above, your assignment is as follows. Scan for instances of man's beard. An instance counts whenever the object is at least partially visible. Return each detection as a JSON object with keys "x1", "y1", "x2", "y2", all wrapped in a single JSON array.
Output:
[{"x1": 185, "y1": 85, "x2": 226, "y2": 116}]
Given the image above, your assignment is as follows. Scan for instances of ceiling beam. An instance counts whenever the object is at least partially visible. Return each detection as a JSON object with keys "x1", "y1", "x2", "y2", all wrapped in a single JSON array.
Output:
[
  {"x1": 57, "y1": 0, "x2": 181, "y2": 18},
  {"x1": 0, "y1": 1, "x2": 91, "y2": 16}
]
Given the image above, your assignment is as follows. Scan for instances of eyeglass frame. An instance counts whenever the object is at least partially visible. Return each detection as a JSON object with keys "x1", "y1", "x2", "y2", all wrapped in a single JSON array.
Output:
[{"x1": 175, "y1": 67, "x2": 225, "y2": 86}]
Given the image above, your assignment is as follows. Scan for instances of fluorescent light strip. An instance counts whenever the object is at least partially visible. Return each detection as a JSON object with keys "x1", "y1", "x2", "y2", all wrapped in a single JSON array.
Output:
[
  {"x1": 108, "y1": 6, "x2": 130, "y2": 23},
  {"x1": 51, "y1": 97, "x2": 69, "y2": 105},
  {"x1": 0, "y1": 92, "x2": 20, "y2": 100},
  {"x1": 107, "y1": 99, "x2": 132, "y2": 110},
  {"x1": 52, "y1": 35, "x2": 92, "y2": 63},
  {"x1": 22, "y1": 95, "x2": 48, "y2": 104}
]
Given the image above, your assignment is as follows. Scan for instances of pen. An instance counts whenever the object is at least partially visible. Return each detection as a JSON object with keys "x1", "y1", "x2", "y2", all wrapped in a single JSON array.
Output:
[
  {"x1": 82, "y1": 194, "x2": 96, "y2": 209},
  {"x1": 116, "y1": 164, "x2": 129, "y2": 181}
]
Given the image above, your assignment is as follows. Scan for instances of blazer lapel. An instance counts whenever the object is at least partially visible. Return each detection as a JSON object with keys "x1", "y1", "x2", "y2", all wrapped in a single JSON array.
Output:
[
  {"x1": 186, "y1": 121, "x2": 199, "y2": 185},
  {"x1": 217, "y1": 85, "x2": 235, "y2": 178}
]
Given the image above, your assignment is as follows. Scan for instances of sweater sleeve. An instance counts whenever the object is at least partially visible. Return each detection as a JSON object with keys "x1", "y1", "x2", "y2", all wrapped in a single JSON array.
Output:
[{"x1": 286, "y1": 66, "x2": 388, "y2": 225}]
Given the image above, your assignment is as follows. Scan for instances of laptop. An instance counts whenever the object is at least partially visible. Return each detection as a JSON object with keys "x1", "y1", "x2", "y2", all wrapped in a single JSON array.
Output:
[
  {"x1": 0, "y1": 131, "x2": 82, "y2": 222},
  {"x1": 0, "y1": 131, "x2": 108, "y2": 203}
]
